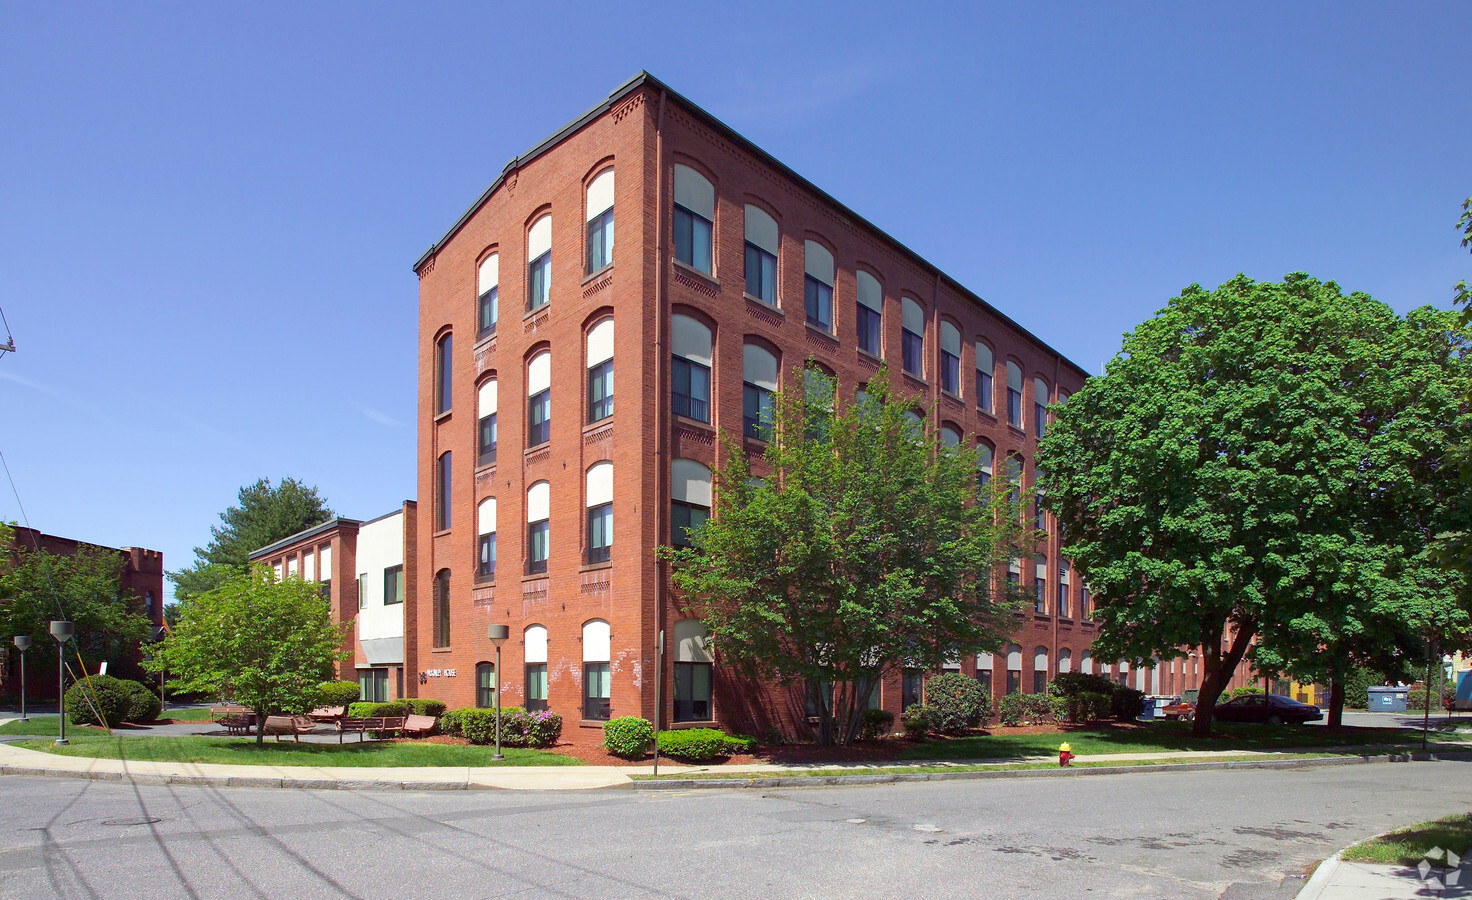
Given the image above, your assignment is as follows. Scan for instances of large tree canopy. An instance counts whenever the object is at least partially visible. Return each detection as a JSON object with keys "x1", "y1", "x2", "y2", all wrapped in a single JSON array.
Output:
[
  {"x1": 168, "y1": 477, "x2": 332, "y2": 602},
  {"x1": 664, "y1": 365, "x2": 1030, "y2": 745},
  {"x1": 1038, "y1": 273, "x2": 1472, "y2": 734}
]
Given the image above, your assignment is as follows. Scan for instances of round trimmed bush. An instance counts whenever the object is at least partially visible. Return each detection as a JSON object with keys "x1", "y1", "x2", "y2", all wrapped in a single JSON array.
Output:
[
  {"x1": 603, "y1": 716, "x2": 654, "y2": 758},
  {"x1": 859, "y1": 708, "x2": 895, "y2": 740},
  {"x1": 404, "y1": 698, "x2": 448, "y2": 718},
  {"x1": 122, "y1": 680, "x2": 163, "y2": 723},
  {"x1": 317, "y1": 680, "x2": 362, "y2": 708},
  {"x1": 924, "y1": 672, "x2": 991, "y2": 734},
  {"x1": 63, "y1": 674, "x2": 133, "y2": 726},
  {"x1": 902, "y1": 703, "x2": 935, "y2": 738},
  {"x1": 657, "y1": 728, "x2": 731, "y2": 761}
]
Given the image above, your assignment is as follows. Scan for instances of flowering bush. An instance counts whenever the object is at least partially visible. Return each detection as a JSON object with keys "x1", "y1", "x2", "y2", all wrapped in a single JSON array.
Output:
[{"x1": 450, "y1": 706, "x2": 563, "y2": 748}]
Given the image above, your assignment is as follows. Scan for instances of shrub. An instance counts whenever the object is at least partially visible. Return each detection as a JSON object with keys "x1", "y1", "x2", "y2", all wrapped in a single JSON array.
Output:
[
  {"x1": 1226, "y1": 685, "x2": 1266, "y2": 701},
  {"x1": 997, "y1": 692, "x2": 1056, "y2": 726},
  {"x1": 924, "y1": 672, "x2": 992, "y2": 734},
  {"x1": 1050, "y1": 672, "x2": 1117, "y2": 699},
  {"x1": 1111, "y1": 687, "x2": 1146, "y2": 721},
  {"x1": 121, "y1": 680, "x2": 163, "y2": 723},
  {"x1": 724, "y1": 733, "x2": 757, "y2": 754},
  {"x1": 859, "y1": 708, "x2": 896, "y2": 740},
  {"x1": 446, "y1": 706, "x2": 563, "y2": 747},
  {"x1": 347, "y1": 701, "x2": 410, "y2": 718},
  {"x1": 902, "y1": 703, "x2": 934, "y2": 738},
  {"x1": 64, "y1": 675, "x2": 134, "y2": 726},
  {"x1": 1341, "y1": 667, "x2": 1377, "y2": 710},
  {"x1": 317, "y1": 681, "x2": 362, "y2": 708},
  {"x1": 403, "y1": 699, "x2": 448, "y2": 718},
  {"x1": 603, "y1": 716, "x2": 655, "y2": 758},
  {"x1": 657, "y1": 728, "x2": 733, "y2": 761},
  {"x1": 440, "y1": 707, "x2": 467, "y2": 736},
  {"x1": 1407, "y1": 688, "x2": 1445, "y2": 711},
  {"x1": 1063, "y1": 691, "x2": 1112, "y2": 724}
]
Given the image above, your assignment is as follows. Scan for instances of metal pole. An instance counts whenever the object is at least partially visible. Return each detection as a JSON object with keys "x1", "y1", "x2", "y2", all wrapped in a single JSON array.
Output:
[
  {"x1": 56, "y1": 648, "x2": 66, "y2": 746},
  {"x1": 653, "y1": 629, "x2": 664, "y2": 777},
  {"x1": 18, "y1": 648, "x2": 26, "y2": 721},
  {"x1": 493, "y1": 641, "x2": 504, "y2": 761},
  {"x1": 1422, "y1": 638, "x2": 1433, "y2": 753}
]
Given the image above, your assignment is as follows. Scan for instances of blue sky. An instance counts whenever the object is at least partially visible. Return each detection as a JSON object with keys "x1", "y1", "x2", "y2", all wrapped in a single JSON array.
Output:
[{"x1": 1, "y1": 3, "x2": 1467, "y2": 599}]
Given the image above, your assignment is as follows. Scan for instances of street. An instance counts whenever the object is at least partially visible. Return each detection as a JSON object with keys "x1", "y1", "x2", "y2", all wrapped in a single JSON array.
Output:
[{"x1": 1, "y1": 760, "x2": 1468, "y2": 899}]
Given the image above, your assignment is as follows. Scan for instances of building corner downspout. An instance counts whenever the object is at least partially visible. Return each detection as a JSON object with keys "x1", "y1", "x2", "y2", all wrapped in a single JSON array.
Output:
[{"x1": 652, "y1": 88, "x2": 669, "y2": 737}]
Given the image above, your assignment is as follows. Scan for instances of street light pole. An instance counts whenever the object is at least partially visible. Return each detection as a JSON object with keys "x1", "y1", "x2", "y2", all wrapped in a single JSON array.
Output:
[
  {"x1": 153, "y1": 626, "x2": 167, "y2": 710},
  {"x1": 49, "y1": 621, "x2": 73, "y2": 746},
  {"x1": 487, "y1": 624, "x2": 509, "y2": 761},
  {"x1": 12, "y1": 635, "x2": 30, "y2": 721}
]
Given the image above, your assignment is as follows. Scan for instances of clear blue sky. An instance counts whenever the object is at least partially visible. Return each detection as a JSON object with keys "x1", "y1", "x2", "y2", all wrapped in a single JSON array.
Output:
[{"x1": 1, "y1": 3, "x2": 1467, "y2": 600}]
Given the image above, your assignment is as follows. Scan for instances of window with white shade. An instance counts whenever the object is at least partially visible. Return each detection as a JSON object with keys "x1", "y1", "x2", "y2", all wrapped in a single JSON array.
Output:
[
  {"x1": 1034, "y1": 646, "x2": 1049, "y2": 693},
  {"x1": 527, "y1": 481, "x2": 549, "y2": 575},
  {"x1": 671, "y1": 459, "x2": 711, "y2": 548},
  {"x1": 940, "y1": 423, "x2": 962, "y2": 449},
  {"x1": 435, "y1": 332, "x2": 453, "y2": 415},
  {"x1": 477, "y1": 378, "x2": 497, "y2": 467},
  {"x1": 901, "y1": 298, "x2": 924, "y2": 377},
  {"x1": 1007, "y1": 455, "x2": 1024, "y2": 506},
  {"x1": 1034, "y1": 555, "x2": 1048, "y2": 614},
  {"x1": 586, "y1": 168, "x2": 614, "y2": 273},
  {"x1": 673, "y1": 165, "x2": 713, "y2": 273},
  {"x1": 586, "y1": 461, "x2": 613, "y2": 564},
  {"x1": 671, "y1": 314, "x2": 712, "y2": 423},
  {"x1": 803, "y1": 240, "x2": 834, "y2": 332},
  {"x1": 742, "y1": 343, "x2": 778, "y2": 440},
  {"x1": 975, "y1": 651, "x2": 994, "y2": 694},
  {"x1": 1080, "y1": 651, "x2": 1093, "y2": 674},
  {"x1": 976, "y1": 342, "x2": 994, "y2": 414},
  {"x1": 477, "y1": 253, "x2": 498, "y2": 337},
  {"x1": 527, "y1": 351, "x2": 550, "y2": 447},
  {"x1": 977, "y1": 441, "x2": 995, "y2": 491},
  {"x1": 1007, "y1": 361, "x2": 1023, "y2": 428},
  {"x1": 319, "y1": 545, "x2": 332, "y2": 594},
  {"x1": 583, "y1": 619, "x2": 611, "y2": 720},
  {"x1": 527, "y1": 214, "x2": 551, "y2": 311},
  {"x1": 477, "y1": 498, "x2": 496, "y2": 582},
  {"x1": 524, "y1": 625, "x2": 548, "y2": 711},
  {"x1": 856, "y1": 270, "x2": 882, "y2": 356},
  {"x1": 586, "y1": 318, "x2": 614, "y2": 423},
  {"x1": 302, "y1": 550, "x2": 315, "y2": 582},
  {"x1": 1059, "y1": 648, "x2": 1073, "y2": 674},
  {"x1": 286, "y1": 556, "x2": 299, "y2": 579},
  {"x1": 673, "y1": 618, "x2": 713, "y2": 722},
  {"x1": 744, "y1": 204, "x2": 778, "y2": 305},
  {"x1": 1034, "y1": 377, "x2": 1049, "y2": 436},
  {"x1": 1058, "y1": 559, "x2": 1071, "y2": 617},
  {"x1": 940, "y1": 321, "x2": 961, "y2": 395},
  {"x1": 1006, "y1": 644, "x2": 1022, "y2": 694}
]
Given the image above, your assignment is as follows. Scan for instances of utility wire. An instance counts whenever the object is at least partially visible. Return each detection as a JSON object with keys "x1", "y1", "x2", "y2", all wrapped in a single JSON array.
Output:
[{"x1": 1, "y1": 445, "x2": 69, "y2": 619}]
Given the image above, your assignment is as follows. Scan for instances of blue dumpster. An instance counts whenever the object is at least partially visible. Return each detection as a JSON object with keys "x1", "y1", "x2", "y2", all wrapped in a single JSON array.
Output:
[
  {"x1": 1367, "y1": 686, "x2": 1409, "y2": 712},
  {"x1": 1137, "y1": 697, "x2": 1156, "y2": 721}
]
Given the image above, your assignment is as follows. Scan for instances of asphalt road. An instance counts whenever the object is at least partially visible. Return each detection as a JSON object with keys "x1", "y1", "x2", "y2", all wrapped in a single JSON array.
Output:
[{"x1": 1, "y1": 760, "x2": 1469, "y2": 900}]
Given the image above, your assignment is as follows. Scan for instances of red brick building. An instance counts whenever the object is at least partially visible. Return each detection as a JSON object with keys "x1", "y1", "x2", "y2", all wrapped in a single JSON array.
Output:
[{"x1": 408, "y1": 72, "x2": 1247, "y2": 737}]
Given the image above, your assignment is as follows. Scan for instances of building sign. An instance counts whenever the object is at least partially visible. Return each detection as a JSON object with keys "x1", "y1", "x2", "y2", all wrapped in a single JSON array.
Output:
[{"x1": 424, "y1": 669, "x2": 457, "y2": 678}]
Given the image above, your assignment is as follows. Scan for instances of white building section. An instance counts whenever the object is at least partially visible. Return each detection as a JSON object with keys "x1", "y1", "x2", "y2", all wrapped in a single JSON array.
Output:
[{"x1": 355, "y1": 509, "x2": 406, "y2": 671}]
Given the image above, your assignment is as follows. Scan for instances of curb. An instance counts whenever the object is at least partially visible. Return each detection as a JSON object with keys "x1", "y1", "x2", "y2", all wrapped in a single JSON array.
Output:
[
  {"x1": 630, "y1": 750, "x2": 1472, "y2": 791},
  {"x1": 1294, "y1": 851, "x2": 1344, "y2": 900}
]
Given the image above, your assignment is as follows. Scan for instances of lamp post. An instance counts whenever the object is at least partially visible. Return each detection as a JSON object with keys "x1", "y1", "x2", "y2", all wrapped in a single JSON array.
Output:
[
  {"x1": 487, "y1": 624, "x2": 509, "y2": 761},
  {"x1": 153, "y1": 626, "x2": 167, "y2": 710},
  {"x1": 12, "y1": 635, "x2": 30, "y2": 721},
  {"x1": 49, "y1": 621, "x2": 73, "y2": 746}
]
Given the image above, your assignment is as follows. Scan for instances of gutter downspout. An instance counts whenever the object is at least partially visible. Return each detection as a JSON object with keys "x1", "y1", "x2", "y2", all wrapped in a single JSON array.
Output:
[
  {"x1": 653, "y1": 89, "x2": 669, "y2": 732},
  {"x1": 1051, "y1": 353, "x2": 1060, "y2": 685}
]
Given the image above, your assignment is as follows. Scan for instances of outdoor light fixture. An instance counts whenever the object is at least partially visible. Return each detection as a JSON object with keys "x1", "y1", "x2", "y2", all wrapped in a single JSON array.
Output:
[
  {"x1": 487, "y1": 624, "x2": 509, "y2": 761},
  {"x1": 11, "y1": 635, "x2": 30, "y2": 721},
  {"x1": 49, "y1": 620, "x2": 73, "y2": 746}
]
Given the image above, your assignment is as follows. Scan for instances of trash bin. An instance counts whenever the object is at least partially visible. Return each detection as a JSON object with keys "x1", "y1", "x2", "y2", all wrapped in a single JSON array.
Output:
[
  {"x1": 1137, "y1": 697, "x2": 1156, "y2": 721},
  {"x1": 1367, "y1": 686, "x2": 1409, "y2": 713}
]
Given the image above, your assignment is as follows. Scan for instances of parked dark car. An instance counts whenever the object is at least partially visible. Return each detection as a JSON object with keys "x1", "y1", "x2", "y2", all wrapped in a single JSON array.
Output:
[{"x1": 1213, "y1": 693, "x2": 1323, "y2": 725}]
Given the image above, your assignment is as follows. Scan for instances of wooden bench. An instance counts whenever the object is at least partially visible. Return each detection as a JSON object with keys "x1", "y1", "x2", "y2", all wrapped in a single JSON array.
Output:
[
  {"x1": 401, "y1": 714, "x2": 438, "y2": 738},
  {"x1": 219, "y1": 714, "x2": 254, "y2": 736},
  {"x1": 262, "y1": 715, "x2": 319, "y2": 742},
  {"x1": 210, "y1": 705, "x2": 250, "y2": 723},
  {"x1": 334, "y1": 716, "x2": 406, "y2": 743},
  {"x1": 306, "y1": 706, "x2": 346, "y2": 723}
]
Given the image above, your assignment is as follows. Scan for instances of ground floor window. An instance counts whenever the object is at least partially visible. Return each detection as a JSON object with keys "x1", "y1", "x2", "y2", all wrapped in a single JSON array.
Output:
[
  {"x1": 525, "y1": 663, "x2": 548, "y2": 711},
  {"x1": 584, "y1": 663, "x2": 611, "y2": 720},
  {"x1": 804, "y1": 679, "x2": 832, "y2": 718},
  {"x1": 476, "y1": 662, "x2": 495, "y2": 708},
  {"x1": 358, "y1": 668, "x2": 387, "y2": 702},
  {"x1": 1006, "y1": 670, "x2": 1021, "y2": 695},
  {"x1": 1033, "y1": 670, "x2": 1047, "y2": 694},
  {"x1": 902, "y1": 668, "x2": 923, "y2": 710},
  {"x1": 673, "y1": 661, "x2": 712, "y2": 721},
  {"x1": 976, "y1": 668, "x2": 992, "y2": 695}
]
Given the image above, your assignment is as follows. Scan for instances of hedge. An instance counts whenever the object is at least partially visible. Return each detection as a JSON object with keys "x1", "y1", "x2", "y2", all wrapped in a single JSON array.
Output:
[
  {"x1": 998, "y1": 692, "x2": 1058, "y2": 726},
  {"x1": 656, "y1": 728, "x2": 749, "y2": 761},
  {"x1": 443, "y1": 707, "x2": 563, "y2": 748},
  {"x1": 924, "y1": 672, "x2": 992, "y2": 734},
  {"x1": 347, "y1": 701, "x2": 410, "y2": 718},
  {"x1": 316, "y1": 681, "x2": 362, "y2": 708},
  {"x1": 603, "y1": 716, "x2": 654, "y2": 758},
  {"x1": 403, "y1": 698, "x2": 448, "y2": 718}
]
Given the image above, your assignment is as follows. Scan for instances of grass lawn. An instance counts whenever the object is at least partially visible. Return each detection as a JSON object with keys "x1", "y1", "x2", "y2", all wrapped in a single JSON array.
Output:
[
  {"x1": 1341, "y1": 813, "x2": 1472, "y2": 865},
  {"x1": 898, "y1": 721, "x2": 1467, "y2": 761},
  {"x1": 0, "y1": 707, "x2": 213, "y2": 735},
  {"x1": 12, "y1": 734, "x2": 581, "y2": 767}
]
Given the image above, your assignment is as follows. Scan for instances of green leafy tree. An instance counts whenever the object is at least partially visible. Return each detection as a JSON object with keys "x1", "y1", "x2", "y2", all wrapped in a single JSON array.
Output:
[
  {"x1": 168, "y1": 478, "x2": 332, "y2": 601},
  {"x1": 1455, "y1": 195, "x2": 1471, "y2": 314},
  {"x1": 1039, "y1": 274, "x2": 1471, "y2": 735},
  {"x1": 663, "y1": 365, "x2": 1029, "y2": 745},
  {"x1": 147, "y1": 565, "x2": 349, "y2": 745},
  {"x1": 1, "y1": 522, "x2": 152, "y2": 682}
]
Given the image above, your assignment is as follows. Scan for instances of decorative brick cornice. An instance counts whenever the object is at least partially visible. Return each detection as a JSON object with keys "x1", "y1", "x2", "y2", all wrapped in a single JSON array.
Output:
[
  {"x1": 583, "y1": 273, "x2": 613, "y2": 299},
  {"x1": 612, "y1": 92, "x2": 644, "y2": 124}
]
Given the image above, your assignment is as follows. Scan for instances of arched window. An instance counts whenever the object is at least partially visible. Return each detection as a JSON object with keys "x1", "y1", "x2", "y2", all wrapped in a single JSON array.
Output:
[
  {"x1": 435, "y1": 331, "x2": 453, "y2": 415},
  {"x1": 433, "y1": 569, "x2": 450, "y2": 648},
  {"x1": 744, "y1": 204, "x2": 778, "y2": 305},
  {"x1": 477, "y1": 498, "x2": 496, "y2": 582},
  {"x1": 1006, "y1": 361, "x2": 1023, "y2": 428},
  {"x1": 673, "y1": 619, "x2": 713, "y2": 722},
  {"x1": 1007, "y1": 455, "x2": 1024, "y2": 507},
  {"x1": 901, "y1": 298, "x2": 924, "y2": 378},
  {"x1": 583, "y1": 619, "x2": 612, "y2": 720},
  {"x1": 856, "y1": 270, "x2": 882, "y2": 356},
  {"x1": 1058, "y1": 559, "x2": 1071, "y2": 618},
  {"x1": 803, "y1": 240, "x2": 834, "y2": 332},
  {"x1": 527, "y1": 350, "x2": 551, "y2": 447},
  {"x1": 524, "y1": 625, "x2": 548, "y2": 711},
  {"x1": 527, "y1": 214, "x2": 552, "y2": 311},
  {"x1": 1034, "y1": 376, "x2": 1049, "y2": 436},
  {"x1": 673, "y1": 165, "x2": 713, "y2": 273},
  {"x1": 671, "y1": 459, "x2": 711, "y2": 548},
  {"x1": 1034, "y1": 646, "x2": 1049, "y2": 693},
  {"x1": 977, "y1": 441, "x2": 995, "y2": 492},
  {"x1": 435, "y1": 451, "x2": 452, "y2": 532},
  {"x1": 1080, "y1": 650, "x2": 1094, "y2": 674},
  {"x1": 975, "y1": 341, "x2": 994, "y2": 414},
  {"x1": 1034, "y1": 467, "x2": 1047, "y2": 530},
  {"x1": 586, "y1": 461, "x2": 613, "y2": 564},
  {"x1": 940, "y1": 321, "x2": 961, "y2": 395},
  {"x1": 671, "y1": 314, "x2": 712, "y2": 423},
  {"x1": 586, "y1": 168, "x2": 614, "y2": 273},
  {"x1": 477, "y1": 378, "x2": 497, "y2": 467},
  {"x1": 476, "y1": 661, "x2": 496, "y2": 708},
  {"x1": 975, "y1": 652, "x2": 994, "y2": 695},
  {"x1": 478, "y1": 253, "x2": 498, "y2": 337},
  {"x1": 1081, "y1": 581, "x2": 1092, "y2": 619},
  {"x1": 742, "y1": 342, "x2": 778, "y2": 440},
  {"x1": 1059, "y1": 648, "x2": 1073, "y2": 674},
  {"x1": 527, "y1": 481, "x2": 550, "y2": 574},
  {"x1": 586, "y1": 318, "x2": 614, "y2": 423},
  {"x1": 1005, "y1": 644, "x2": 1023, "y2": 695},
  {"x1": 1034, "y1": 555, "x2": 1048, "y2": 614},
  {"x1": 940, "y1": 423, "x2": 963, "y2": 449}
]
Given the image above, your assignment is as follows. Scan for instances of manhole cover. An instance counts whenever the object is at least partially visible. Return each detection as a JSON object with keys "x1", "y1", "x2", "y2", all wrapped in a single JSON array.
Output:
[{"x1": 100, "y1": 817, "x2": 162, "y2": 826}]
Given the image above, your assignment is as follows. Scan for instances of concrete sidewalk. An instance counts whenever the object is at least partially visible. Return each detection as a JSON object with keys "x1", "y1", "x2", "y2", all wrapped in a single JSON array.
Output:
[{"x1": 1298, "y1": 854, "x2": 1470, "y2": 899}]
